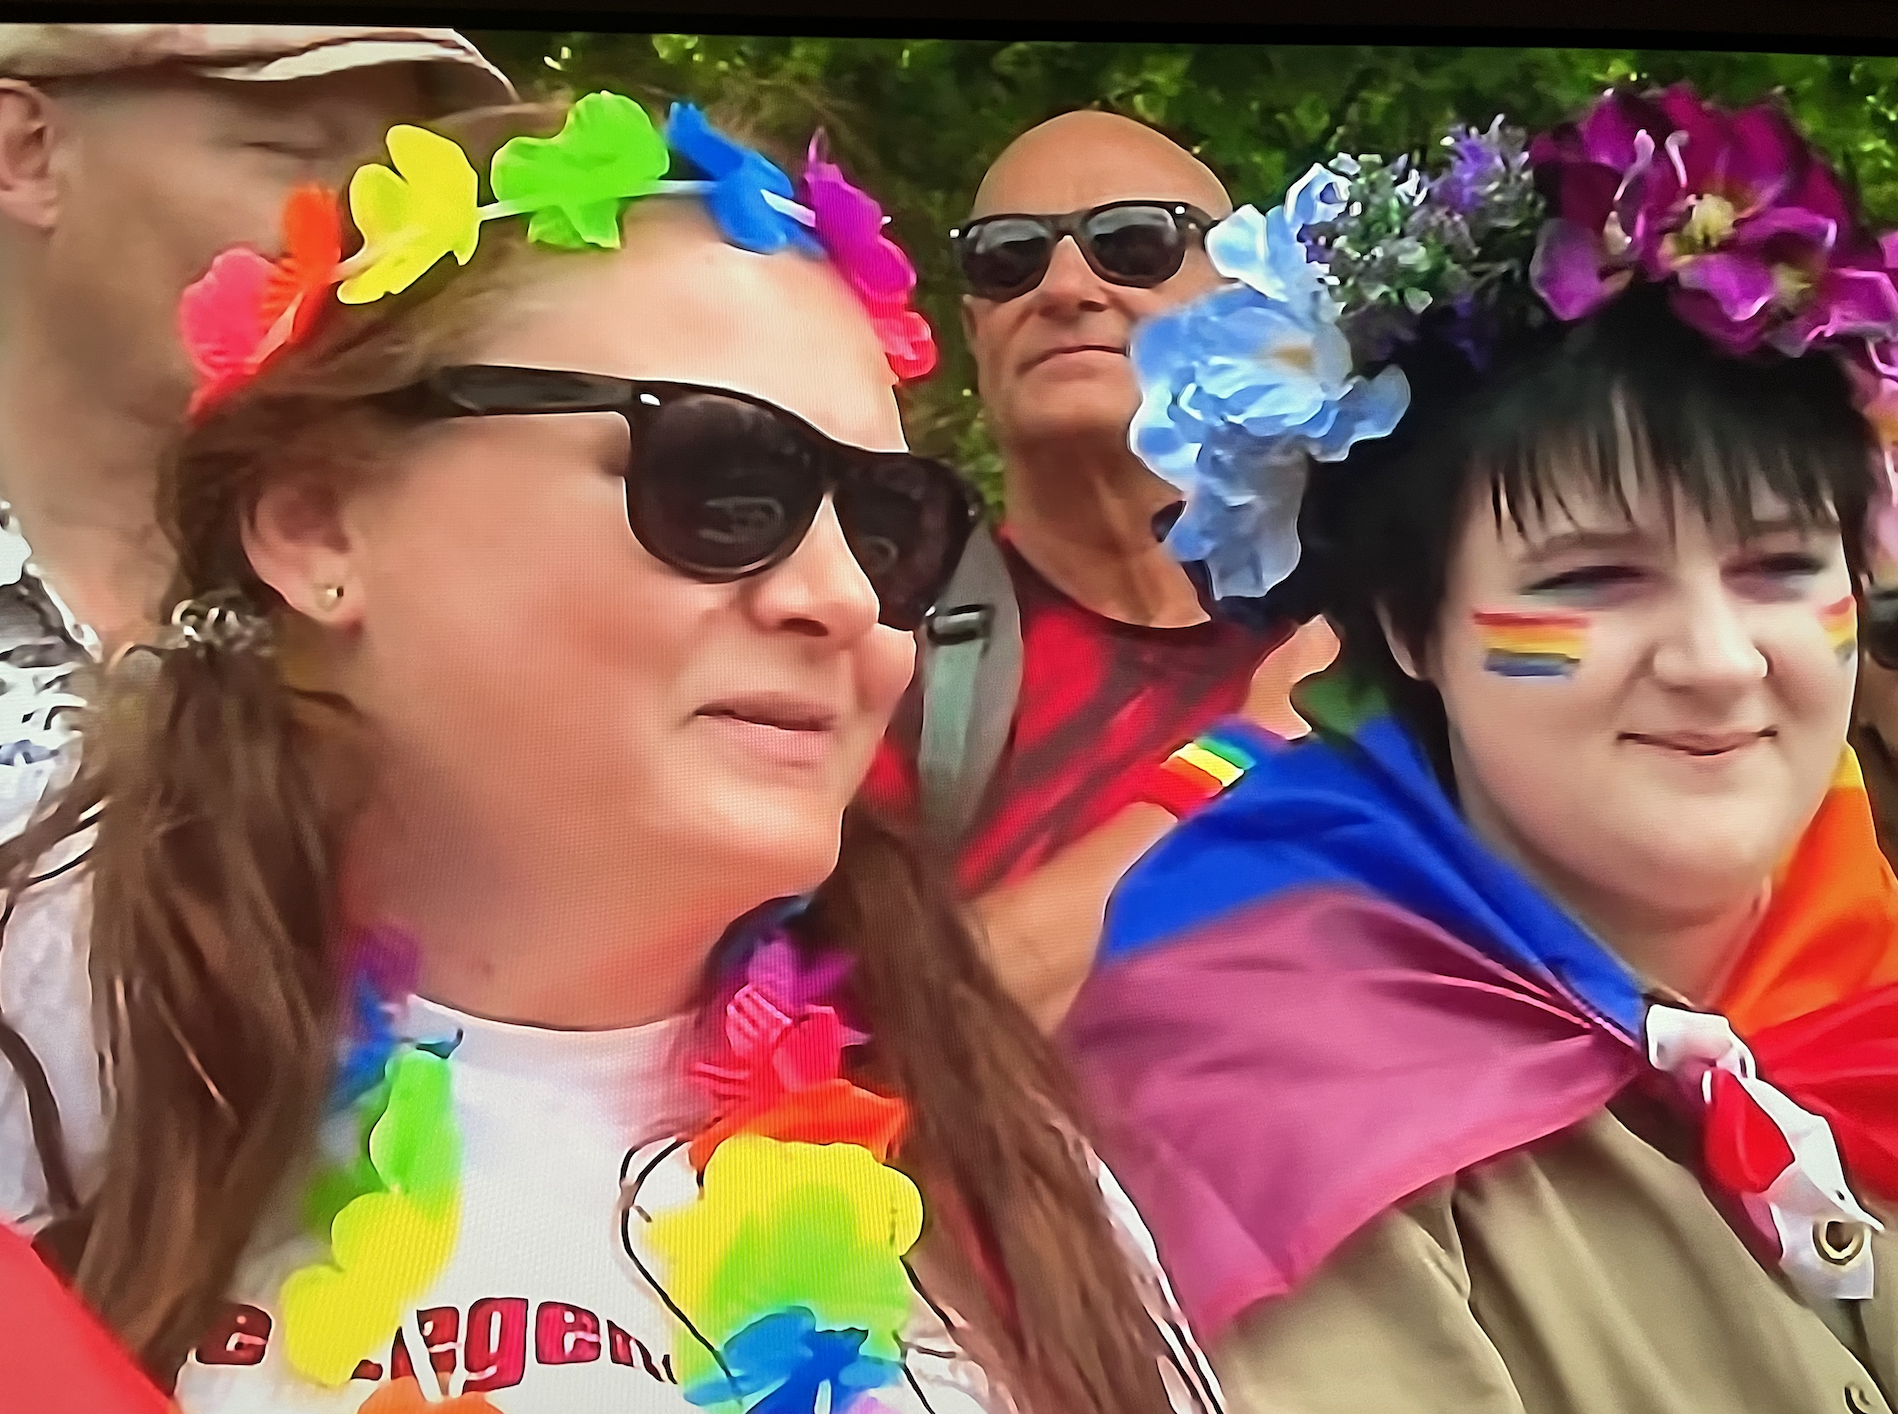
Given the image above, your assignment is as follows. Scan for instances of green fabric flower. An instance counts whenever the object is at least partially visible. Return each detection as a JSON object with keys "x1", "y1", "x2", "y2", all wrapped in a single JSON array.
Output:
[{"x1": 490, "y1": 92, "x2": 672, "y2": 249}]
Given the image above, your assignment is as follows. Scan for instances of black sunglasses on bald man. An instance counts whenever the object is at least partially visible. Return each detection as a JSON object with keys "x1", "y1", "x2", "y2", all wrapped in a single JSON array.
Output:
[{"x1": 950, "y1": 201, "x2": 1217, "y2": 302}]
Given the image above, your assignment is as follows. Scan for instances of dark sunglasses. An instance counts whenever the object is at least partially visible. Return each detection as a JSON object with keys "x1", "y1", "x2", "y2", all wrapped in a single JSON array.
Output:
[
  {"x1": 1864, "y1": 589, "x2": 1898, "y2": 671},
  {"x1": 378, "y1": 366, "x2": 981, "y2": 633},
  {"x1": 950, "y1": 201, "x2": 1217, "y2": 302}
]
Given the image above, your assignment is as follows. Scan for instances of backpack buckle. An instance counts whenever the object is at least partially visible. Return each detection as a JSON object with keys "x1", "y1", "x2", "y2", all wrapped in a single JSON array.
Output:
[{"x1": 924, "y1": 603, "x2": 993, "y2": 646}]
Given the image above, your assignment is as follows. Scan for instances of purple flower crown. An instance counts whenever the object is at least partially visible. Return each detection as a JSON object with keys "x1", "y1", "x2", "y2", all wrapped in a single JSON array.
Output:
[
  {"x1": 1303, "y1": 83, "x2": 1898, "y2": 385},
  {"x1": 1130, "y1": 83, "x2": 1898, "y2": 603},
  {"x1": 1530, "y1": 85, "x2": 1896, "y2": 363}
]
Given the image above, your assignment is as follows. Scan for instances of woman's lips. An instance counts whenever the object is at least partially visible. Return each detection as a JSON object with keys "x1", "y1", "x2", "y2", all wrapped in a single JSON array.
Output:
[
  {"x1": 696, "y1": 695, "x2": 839, "y2": 769},
  {"x1": 697, "y1": 693, "x2": 837, "y2": 733},
  {"x1": 1620, "y1": 728, "x2": 1774, "y2": 758}
]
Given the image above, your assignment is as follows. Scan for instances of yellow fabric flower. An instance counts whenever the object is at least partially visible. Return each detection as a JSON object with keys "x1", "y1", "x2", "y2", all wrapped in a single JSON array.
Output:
[
  {"x1": 647, "y1": 1135, "x2": 923, "y2": 1391},
  {"x1": 339, "y1": 126, "x2": 481, "y2": 305},
  {"x1": 279, "y1": 1049, "x2": 461, "y2": 1387},
  {"x1": 280, "y1": 1193, "x2": 459, "y2": 1387}
]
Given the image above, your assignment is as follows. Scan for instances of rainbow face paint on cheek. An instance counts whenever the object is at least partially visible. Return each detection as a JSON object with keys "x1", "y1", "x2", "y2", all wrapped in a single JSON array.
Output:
[
  {"x1": 1820, "y1": 594, "x2": 1857, "y2": 663},
  {"x1": 1472, "y1": 609, "x2": 1590, "y2": 678}
]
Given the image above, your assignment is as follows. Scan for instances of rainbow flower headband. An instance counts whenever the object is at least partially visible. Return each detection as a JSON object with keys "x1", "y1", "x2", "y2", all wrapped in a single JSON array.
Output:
[
  {"x1": 285, "y1": 931, "x2": 922, "y2": 1413},
  {"x1": 178, "y1": 92, "x2": 937, "y2": 419}
]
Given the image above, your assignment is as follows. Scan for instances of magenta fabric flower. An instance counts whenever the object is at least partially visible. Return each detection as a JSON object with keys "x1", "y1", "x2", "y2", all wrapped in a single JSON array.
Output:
[
  {"x1": 1526, "y1": 90, "x2": 1671, "y2": 319},
  {"x1": 1528, "y1": 85, "x2": 1898, "y2": 356},
  {"x1": 690, "y1": 935, "x2": 867, "y2": 1111},
  {"x1": 800, "y1": 135, "x2": 938, "y2": 380},
  {"x1": 1854, "y1": 340, "x2": 1898, "y2": 454},
  {"x1": 1847, "y1": 343, "x2": 1898, "y2": 557}
]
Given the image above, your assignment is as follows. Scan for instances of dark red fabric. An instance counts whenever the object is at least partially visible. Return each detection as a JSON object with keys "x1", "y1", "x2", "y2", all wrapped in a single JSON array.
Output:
[{"x1": 864, "y1": 531, "x2": 1286, "y2": 896}]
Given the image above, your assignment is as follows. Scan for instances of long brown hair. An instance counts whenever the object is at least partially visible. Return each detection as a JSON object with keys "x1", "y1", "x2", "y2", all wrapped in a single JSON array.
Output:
[{"x1": 3, "y1": 102, "x2": 1172, "y2": 1411}]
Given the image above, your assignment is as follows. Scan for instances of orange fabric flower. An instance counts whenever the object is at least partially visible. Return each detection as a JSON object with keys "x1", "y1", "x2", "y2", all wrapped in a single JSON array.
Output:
[
  {"x1": 262, "y1": 185, "x2": 344, "y2": 347},
  {"x1": 688, "y1": 1077, "x2": 907, "y2": 1172},
  {"x1": 357, "y1": 1377, "x2": 502, "y2": 1412},
  {"x1": 180, "y1": 184, "x2": 344, "y2": 418}
]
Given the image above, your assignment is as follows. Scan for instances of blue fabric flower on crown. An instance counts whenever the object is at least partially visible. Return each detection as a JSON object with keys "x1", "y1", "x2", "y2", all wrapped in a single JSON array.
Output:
[
  {"x1": 665, "y1": 103, "x2": 824, "y2": 257},
  {"x1": 1130, "y1": 166, "x2": 1412, "y2": 602}
]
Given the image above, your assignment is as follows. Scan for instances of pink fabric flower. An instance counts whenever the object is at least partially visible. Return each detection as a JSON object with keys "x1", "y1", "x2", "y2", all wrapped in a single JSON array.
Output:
[
  {"x1": 178, "y1": 185, "x2": 343, "y2": 418},
  {"x1": 1526, "y1": 90, "x2": 1669, "y2": 319},
  {"x1": 691, "y1": 936, "x2": 868, "y2": 1112},
  {"x1": 180, "y1": 248, "x2": 278, "y2": 417},
  {"x1": 801, "y1": 135, "x2": 939, "y2": 380}
]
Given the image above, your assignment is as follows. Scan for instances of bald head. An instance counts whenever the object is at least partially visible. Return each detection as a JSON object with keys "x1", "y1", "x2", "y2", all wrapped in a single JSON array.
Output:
[{"x1": 972, "y1": 109, "x2": 1231, "y2": 220}]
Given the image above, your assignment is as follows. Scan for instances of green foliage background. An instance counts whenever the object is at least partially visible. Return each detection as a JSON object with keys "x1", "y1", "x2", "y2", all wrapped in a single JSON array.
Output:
[{"x1": 464, "y1": 34, "x2": 1898, "y2": 510}]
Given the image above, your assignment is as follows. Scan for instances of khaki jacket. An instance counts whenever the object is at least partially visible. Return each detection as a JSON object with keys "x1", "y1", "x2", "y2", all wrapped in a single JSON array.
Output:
[{"x1": 1215, "y1": 1092, "x2": 1896, "y2": 1414}]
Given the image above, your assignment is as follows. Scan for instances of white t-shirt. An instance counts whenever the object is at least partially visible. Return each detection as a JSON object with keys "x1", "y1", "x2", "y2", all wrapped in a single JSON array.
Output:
[
  {"x1": 0, "y1": 820, "x2": 105, "y2": 1234},
  {"x1": 168, "y1": 998, "x2": 1224, "y2": 1414},
  {"x1": 0, "y1": 497, "x2": 108, "y2": 1235}
]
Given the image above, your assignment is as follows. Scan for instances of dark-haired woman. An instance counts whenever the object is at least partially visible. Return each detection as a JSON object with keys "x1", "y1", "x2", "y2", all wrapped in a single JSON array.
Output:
[
  {"x1": 0, "y1": 96, "x2": 1220, "y2": 1414},
  {"x1": 1064, "y1": 90, "x2": 1898, "y2": 1412}
]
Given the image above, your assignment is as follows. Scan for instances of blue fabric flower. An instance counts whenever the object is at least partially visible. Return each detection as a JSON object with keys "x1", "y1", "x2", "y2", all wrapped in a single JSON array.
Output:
[
  {"x1": 1205, "y1": 166, "x2": 1348, "y2": 310},
  {"x1": 684, "y1": 1309, "x2": 900, "y2": 1413},
  {"x1": 327, "y1": 926, "x2": 449, "y2": 1113},
  {"x1": 665, "y1": 104, "x2": 823, "y2": 257},
  {"x1": 1130, "y1": 178, "x2": 1411, "y2": 601},
  {"x1": 1283, "y1": 161, "x2": 1352, "y2": 231},
  {"x1": 1206, "y1": 206, "x2": 1316, "y2": 309},
  {"x1": 330, "y1": 972, "x2": 399, "y2": 1112}
]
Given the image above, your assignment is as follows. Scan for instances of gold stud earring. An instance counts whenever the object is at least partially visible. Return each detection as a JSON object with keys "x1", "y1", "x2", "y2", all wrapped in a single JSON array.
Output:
[{"x1": 320, "y1": 584, "x2": 344, "y2": 608}]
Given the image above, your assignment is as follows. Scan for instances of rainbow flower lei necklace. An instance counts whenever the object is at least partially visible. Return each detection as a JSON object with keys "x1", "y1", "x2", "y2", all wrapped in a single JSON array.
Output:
[{"x1": 285, "y1": 930, "x2": 923, "y2": 1414}]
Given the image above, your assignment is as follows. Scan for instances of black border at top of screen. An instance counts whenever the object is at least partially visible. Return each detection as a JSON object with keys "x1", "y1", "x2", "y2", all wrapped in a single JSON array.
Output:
[{"x1": 10, "y1": 1, "x2": 1898, "y2": 50}]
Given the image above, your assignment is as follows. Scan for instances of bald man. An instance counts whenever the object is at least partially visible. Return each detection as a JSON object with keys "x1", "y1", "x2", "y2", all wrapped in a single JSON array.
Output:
[{"x1": 866, "y1": 111, "x2": 1335, "y2": 1027}]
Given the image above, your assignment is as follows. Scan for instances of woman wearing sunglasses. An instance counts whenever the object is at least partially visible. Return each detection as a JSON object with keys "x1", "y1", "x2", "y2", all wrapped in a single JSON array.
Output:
[
  {"x1": 1067, "y1": 90, "x2": 1898, "y2": 1413},
  {"x1": 0, "y1": 98, "x2": 1220, "y2": 1414}
]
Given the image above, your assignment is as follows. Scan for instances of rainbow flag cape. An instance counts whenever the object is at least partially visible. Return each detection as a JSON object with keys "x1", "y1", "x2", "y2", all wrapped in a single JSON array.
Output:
[{"x1": 1064, "y1": 709, "x2": 1898, "y2": 1342}]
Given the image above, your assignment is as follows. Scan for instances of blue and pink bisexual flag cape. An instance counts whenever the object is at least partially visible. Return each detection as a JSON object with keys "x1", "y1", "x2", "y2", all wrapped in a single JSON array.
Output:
[{"x1": 1062, "y1": 709, "x2": 1898, "y2": 1343}]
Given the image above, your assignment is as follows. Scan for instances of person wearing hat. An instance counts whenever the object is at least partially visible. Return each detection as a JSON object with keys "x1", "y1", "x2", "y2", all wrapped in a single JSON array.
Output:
[{"x1": 0, "y1": 22, "x2": 512, "y2": 1247}]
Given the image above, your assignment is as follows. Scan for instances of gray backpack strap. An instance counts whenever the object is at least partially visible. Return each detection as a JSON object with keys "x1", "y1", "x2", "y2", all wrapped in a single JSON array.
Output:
[{"x1": 918, "y1": 523, "x2": 1022, "y2": 848}]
